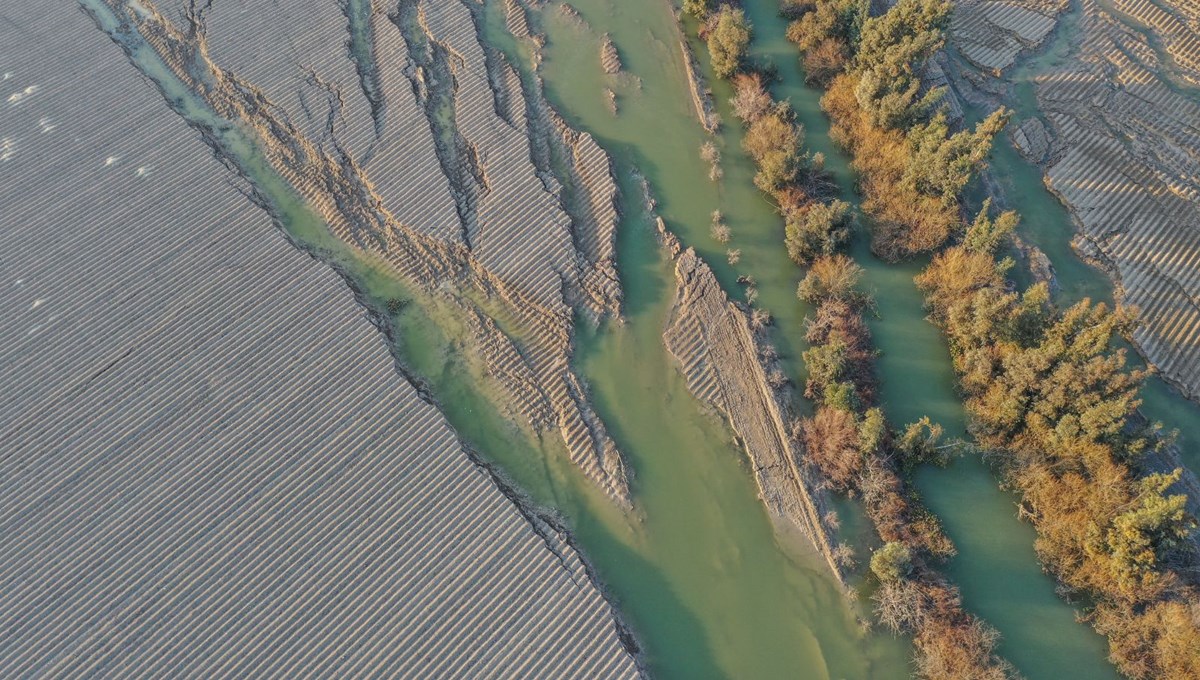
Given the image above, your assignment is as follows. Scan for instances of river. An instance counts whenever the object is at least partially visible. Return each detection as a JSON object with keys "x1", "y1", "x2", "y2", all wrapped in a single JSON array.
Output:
[{"x1": 85, "y1": 0, "x2": 1200, "y2": 677}]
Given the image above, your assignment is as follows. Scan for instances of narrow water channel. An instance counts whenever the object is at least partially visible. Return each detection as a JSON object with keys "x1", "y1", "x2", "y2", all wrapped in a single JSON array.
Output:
[
  {"x1": 739, "y1": 2, "x2": 1128, "y2": 678},
  {"x1": 84, "y1": 0, "x2": 912, "y2": 678}
]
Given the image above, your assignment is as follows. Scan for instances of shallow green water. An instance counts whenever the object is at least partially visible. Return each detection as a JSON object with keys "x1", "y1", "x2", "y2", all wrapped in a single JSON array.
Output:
[
  {"x1": 91, "y1": 0, "x2": 1200, "y2": 676},
  {"x1": 981, "y1": 13, "x2": 1200, "y2": 476}
]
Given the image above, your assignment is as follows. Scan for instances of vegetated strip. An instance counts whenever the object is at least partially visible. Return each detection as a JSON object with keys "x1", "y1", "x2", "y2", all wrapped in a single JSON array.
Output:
[
  {"x1": 782, "y1": 0, "x2": 1200, "y2": 675},
  {"x1": 684, "y1": 3, "x2": 1015, "y2": 676}
]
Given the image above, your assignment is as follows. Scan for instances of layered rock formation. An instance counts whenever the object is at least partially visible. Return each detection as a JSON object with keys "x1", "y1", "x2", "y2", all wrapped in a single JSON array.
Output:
[
  {"x1": 658, "y1": 227, "x2": 843, "y2": 580},
  {"x1": 950, "y1": 0, "x2": 1200, "y2": 401},
  {"x1": 0, "y1": 1, "x2": 641, "y2": 676},
  {"x1": 101, "y1": 0, "x2": 631, "y2": 500}
]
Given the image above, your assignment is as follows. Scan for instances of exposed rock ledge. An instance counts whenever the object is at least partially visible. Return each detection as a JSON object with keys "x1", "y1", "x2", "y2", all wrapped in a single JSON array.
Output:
[{"x1": 657, "y1": 222, "x2": 843, "y2": 581}]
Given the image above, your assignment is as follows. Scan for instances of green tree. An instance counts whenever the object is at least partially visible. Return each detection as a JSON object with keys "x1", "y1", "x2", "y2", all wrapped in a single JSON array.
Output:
[
  {"x1": 1106, "y1": 469, "x2": 1196, "y2": 595},
  {"x1": 963, "y1": 199, "x2": 1019, "y2": 255},
  {"x1": 743, "y1": 102, "x2": 805, "y2": 193},
  {"x1": 902, "y1": 109, "x2": 1010, "y2": 203},
  {"x1": 852, "y1": 0, "x2": 951, "y2": 128},
  {"x1": 708, "y1": 8, "x2": 752, "y2": 79},
  {"x1": 682, "y1": 0, "x2": 710, "y2": 19}
]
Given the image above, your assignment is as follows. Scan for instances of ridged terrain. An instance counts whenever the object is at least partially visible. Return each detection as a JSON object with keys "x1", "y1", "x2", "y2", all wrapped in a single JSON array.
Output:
[
  {"x1": 950, "y1": 0, "x2": 1200, "y2": 402},
  {"x1": 110, "y1": 0, "x2": 631, "y2": 501},
  {"x1": 0, "y1": 2, "x2": 642, "y2": 676},
  {"x1": 951, "y1": 0, "x2": 1067, "y2": 74},
  {"x1": 1034, "y1": 0, "x2": 1200, "y2": 400},
  {"x1": 658, "y1": 228, "x2": 843, "y2": 581}
]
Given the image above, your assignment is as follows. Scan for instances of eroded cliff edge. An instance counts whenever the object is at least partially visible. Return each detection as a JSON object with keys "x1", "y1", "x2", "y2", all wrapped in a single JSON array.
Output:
[{"x1": 96, "y1": 0, "x2": 632, "y2": 502}]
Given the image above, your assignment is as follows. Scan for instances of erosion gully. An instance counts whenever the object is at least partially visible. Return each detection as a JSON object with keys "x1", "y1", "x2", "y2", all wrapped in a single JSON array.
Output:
[
  {"x1": 84, "y1": 0, "x2": 904, "y2": 678},
  {"x1": 91, "y1": 0, "x2": 1200, "y2": 675}
]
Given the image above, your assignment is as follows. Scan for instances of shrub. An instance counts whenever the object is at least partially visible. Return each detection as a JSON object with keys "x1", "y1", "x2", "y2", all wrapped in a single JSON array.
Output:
[
  {"x1": 682, "y1": 0, "x2": 710, "y2": 19},
  {"x1": 802, "y1": 406, "x2": 863, "y2": 490},
  {"x1": 743, "y1": 102, "x2": 805, "y2": 193},
  {"x1": 731, "y1": 73, "x2": 772, "y2": 124},
  {"x1": 797, "y1": 254, "x2": 865, "y2": 305},
  {"x1": 871, "y1": 541, "x2": 913, "y2": 582},
  {"x1": 785, "y1": 199, "x2": 853, "y2": 265}
]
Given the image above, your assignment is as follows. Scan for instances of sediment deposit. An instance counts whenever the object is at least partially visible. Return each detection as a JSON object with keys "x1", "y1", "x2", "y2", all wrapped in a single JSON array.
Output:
[
  {"x1": 103, "y1": 0, "x2": 632, "y2": 501},
  {"x1": 0, "y1": 2, "x2": 641, "y2": 676},
  {"x1": 950, "y1": 0, "x2": 1200, "y2": 402},
  {"x1": 658, "y1": 227, "x2": 843, "y2": 580}
]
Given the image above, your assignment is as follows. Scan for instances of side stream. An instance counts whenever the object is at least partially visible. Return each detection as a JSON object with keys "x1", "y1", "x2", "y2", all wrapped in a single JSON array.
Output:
[{"x1": 699, "y1": 1, "x2": 1121, "y2": 678}]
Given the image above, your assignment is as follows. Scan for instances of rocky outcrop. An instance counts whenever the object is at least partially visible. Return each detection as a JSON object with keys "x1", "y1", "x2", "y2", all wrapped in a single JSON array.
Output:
[
  {"x1": 98, "y1": 0, "x2": 633, "y2": 502},
  {"x1": 658, "y1": 226, "x2": 843, "y2": 581},
  {"x1": 0, "y1": 2, "x2": 642, "y2": 676}
]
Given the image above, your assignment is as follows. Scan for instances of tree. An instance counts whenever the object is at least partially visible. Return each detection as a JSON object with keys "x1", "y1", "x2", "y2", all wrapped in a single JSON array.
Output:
[
  {"x1": 786, "y1": 0, "x2": 864, "y2": 52},
  {"x1": 803, "y1": 338, "x2": 848, "y2": 400},
  {"x1": 743, "y1": 102, "x2": 805, "y2": 193},
  {"x1": 682, "y1": 0, "x2": 710, "y2": 19},
  {"x1": 708, "y1": 8, "x2": 752, "y2": 79},
  {"x1": 871, "y1": 541, "x2": 913, "y2": 582},
  {"x1": 903, "y1": 109, "x2": 1010, "y2": 203},
  {"x1": 897, "y1": 416, "x2": 948, "y2": 466},
  {"x1": 859, "y1": 407, "x2": 888, "y2": 454},
  {"x1": 851, "y1": 0, "x2": 951, "y2": 129},
  {"x1": 963, "y1": 199, "x2": 1019, "y2": 255},
  {"x1": 1106, "y1": 469, "x2": 1196, "y2": 596},
  {"x1": 785, "y1": 200, "x2": 853, "y2": 265}
]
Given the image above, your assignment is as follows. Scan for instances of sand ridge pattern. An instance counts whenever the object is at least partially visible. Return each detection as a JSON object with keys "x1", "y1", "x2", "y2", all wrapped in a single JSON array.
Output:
[
  {"x1": 951, "y1": 0, "x2": 1200, "y2": 402},
  {"x1": 658, "y1": 226, "x2": 843, "y2": 581},
  {"x1": 101, "y1": 0, "x2": 632, "y2": 502},
  {"x1": 0, "y1": 2, "x2": 642, "y2": 677}
]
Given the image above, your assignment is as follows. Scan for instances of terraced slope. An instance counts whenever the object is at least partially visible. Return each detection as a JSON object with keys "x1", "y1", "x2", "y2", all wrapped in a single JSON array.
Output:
[
  {"x1": 952, "y1": 0, "x2": 1068, "y2": 75},
  {"x1": 0, "y1": 2, "x2": 640, "y2": 677},
  {"x1": 116, "y1": 0, "x2": 631, "y2": 501},
  {"x1": 950, "y1": 0, "x2": 1200, "y2": 401}
]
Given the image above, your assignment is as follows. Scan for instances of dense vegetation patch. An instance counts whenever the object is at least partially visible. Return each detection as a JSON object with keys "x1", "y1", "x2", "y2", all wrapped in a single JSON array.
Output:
[
  {"x1": 685, "y1": 4, "x2": 1018, "y2": 675},
  {"x1": 784, "y1": 0, "x2": 1200, "y2": 675}
]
